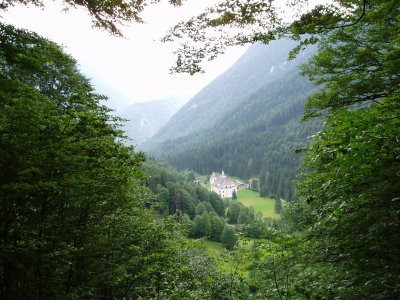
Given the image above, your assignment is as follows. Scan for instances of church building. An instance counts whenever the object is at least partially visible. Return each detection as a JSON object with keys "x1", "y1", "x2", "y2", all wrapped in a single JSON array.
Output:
[{"x1": 210, "y1": 171, "x2": 237, "y2": 198}]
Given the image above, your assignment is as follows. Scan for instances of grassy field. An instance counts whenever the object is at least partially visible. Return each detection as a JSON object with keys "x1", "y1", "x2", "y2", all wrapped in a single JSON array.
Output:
[
  {"x1": 202, "y1": 239, "x2": 223, "y2": 256},
  {"x1": 197, "y1": 174, "x2": 279, "y2": 219},
  {"x1": 237, "y1": 189, "x2": 280, "y2": 219}
]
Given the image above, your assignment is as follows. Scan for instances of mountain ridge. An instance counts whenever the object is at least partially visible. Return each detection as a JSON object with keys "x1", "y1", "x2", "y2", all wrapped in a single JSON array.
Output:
[{"x1": 144, "y1": 39, "x2": 306, "y2": 149}]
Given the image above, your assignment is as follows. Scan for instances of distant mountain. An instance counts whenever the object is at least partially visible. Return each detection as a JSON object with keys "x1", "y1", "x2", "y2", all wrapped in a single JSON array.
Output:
[
  {"x1": 121, "y1": 97, "x2": 187, "y2": 146},
  {"x1": 143, "y1": 40, "x2": 321, "y2": 201}
]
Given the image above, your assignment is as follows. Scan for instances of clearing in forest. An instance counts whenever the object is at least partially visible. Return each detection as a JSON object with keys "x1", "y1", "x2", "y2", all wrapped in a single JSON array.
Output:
[{"x1": 236, "y1": 189, "x2": 280, "y2": 219}]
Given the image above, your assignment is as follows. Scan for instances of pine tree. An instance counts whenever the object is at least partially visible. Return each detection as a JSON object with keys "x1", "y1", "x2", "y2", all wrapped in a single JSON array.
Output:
[{"x1": 232, "y1": 189, "x2": 237, "y2": 200}]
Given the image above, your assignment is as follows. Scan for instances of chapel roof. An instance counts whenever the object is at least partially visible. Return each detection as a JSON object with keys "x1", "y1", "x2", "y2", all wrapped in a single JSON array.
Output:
[{"x1": 212, "y1": 173, "x2": 235, "y2": 188}]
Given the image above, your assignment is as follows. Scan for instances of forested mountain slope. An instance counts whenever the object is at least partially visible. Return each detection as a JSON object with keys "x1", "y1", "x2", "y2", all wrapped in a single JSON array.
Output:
[
  {"x1": 143, "y1": 39, "x2": 321, "y2": 201},
  {"x1": 121, "y1": 97, "x2": 186, "y2": 146},
  {"x1": 143, "y1": 39, "x2": 307, "y2": 147}
]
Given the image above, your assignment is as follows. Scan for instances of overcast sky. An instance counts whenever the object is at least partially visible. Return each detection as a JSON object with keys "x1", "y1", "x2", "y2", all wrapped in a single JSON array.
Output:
[{"x1": 3, "y1": 0, "x2": 249, "y2": 110}]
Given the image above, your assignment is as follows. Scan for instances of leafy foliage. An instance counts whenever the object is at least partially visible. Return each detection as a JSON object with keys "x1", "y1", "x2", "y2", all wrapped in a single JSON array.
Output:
[
  {"x1": 220, "y1": 226, "x2": 238, "y2": 251},
  {"x1": 4, "y1": 0, "x2": 399, "y2": 298},
  {"x1": 0, "y1": 23, "x2": 145, "y2": 298},
  {"x1": 0, "y1": 23, "x2": 246, "y2": 299},
  {"x1": 163, "y1": 0, "x2": 371, "y2": 74},
  {"x1": 159, "y1": 0, "x2": 399, "y2": 298},
  {"x1": 1, "y1": 0, "x2": 184, "y2": 36},
  {"x1": 274, "y1": 198, "x2": 282, "y2": 213},
  {"x1": 293, "y1": 1, "x2": 400, "y2": 297},
  {"x1": 297, "y1": 105, "x2": 400, "y2": 298}
]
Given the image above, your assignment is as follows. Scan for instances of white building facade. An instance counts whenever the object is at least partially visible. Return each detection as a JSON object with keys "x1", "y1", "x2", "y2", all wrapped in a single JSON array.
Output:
[{"x1": 210, "y1": 171, "x2": 237, "y2": 198}]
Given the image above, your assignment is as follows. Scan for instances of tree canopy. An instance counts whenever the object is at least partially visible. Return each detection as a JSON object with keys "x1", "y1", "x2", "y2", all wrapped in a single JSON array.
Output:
[
  {"x1": 294, "y1": 1, "x2": 400, "y2": 297},
  {"x1": 2, "y1": 1, "x2": 379, "y2": 72},
  {"x1": 0, "y1": 23, "x2": 245, "y2": 299},
  {"x1": 0, "y1": 0, "x2": 183, "y2": 36},
  {"x1": 163, "y1": 0, "x2": 377, "y2": 74},
  {"x1": 0, "y1": 22, "x2": 150, "y2": 297}
]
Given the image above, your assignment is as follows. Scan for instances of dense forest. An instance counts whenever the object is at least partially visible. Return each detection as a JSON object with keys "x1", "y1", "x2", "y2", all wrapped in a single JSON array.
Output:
[{"x1": 1, "y1": 0, "x2": 399, "y2": 299}]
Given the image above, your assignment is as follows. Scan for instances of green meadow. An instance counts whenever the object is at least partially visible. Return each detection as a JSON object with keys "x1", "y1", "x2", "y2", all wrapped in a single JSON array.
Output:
[
  {"x1": 201, "y1": 239, "x2": 253, "y2": 277},
  {"x1": 202, "y1": 239, "x2": 224, "y2": 257},
  {"x1": 236, "y1": 189, "x2": 280, "y2": 219}
]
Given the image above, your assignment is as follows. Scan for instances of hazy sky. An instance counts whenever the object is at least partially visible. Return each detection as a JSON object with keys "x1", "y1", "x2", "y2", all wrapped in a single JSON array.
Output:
[{"x1": 3, "y1": 0, "x2": 249, "y2": 109}]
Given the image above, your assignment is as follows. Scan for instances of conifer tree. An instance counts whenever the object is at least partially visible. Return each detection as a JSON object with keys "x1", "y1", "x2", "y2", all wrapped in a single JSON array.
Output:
[{"x1": 232, "y1": 189, "x2": 237, "y2": 200}]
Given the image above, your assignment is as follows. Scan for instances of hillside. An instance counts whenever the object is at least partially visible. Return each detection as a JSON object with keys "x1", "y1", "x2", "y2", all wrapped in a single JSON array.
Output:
[
  {"x1": 143, "y1": 39, "x2": 305, "y2": 147},
  {"x1": 143, "y1": 39, "x2": 321, "y2": 201}
]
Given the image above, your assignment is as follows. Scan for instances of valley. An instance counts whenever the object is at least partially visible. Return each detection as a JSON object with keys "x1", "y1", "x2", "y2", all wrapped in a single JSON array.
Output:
[
  {"x1": 3, "y1": 1, "x2": 399, "y2": 298},
  {"x1": 142, "y1": 39, "x2": 321, "y2": 202}
]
